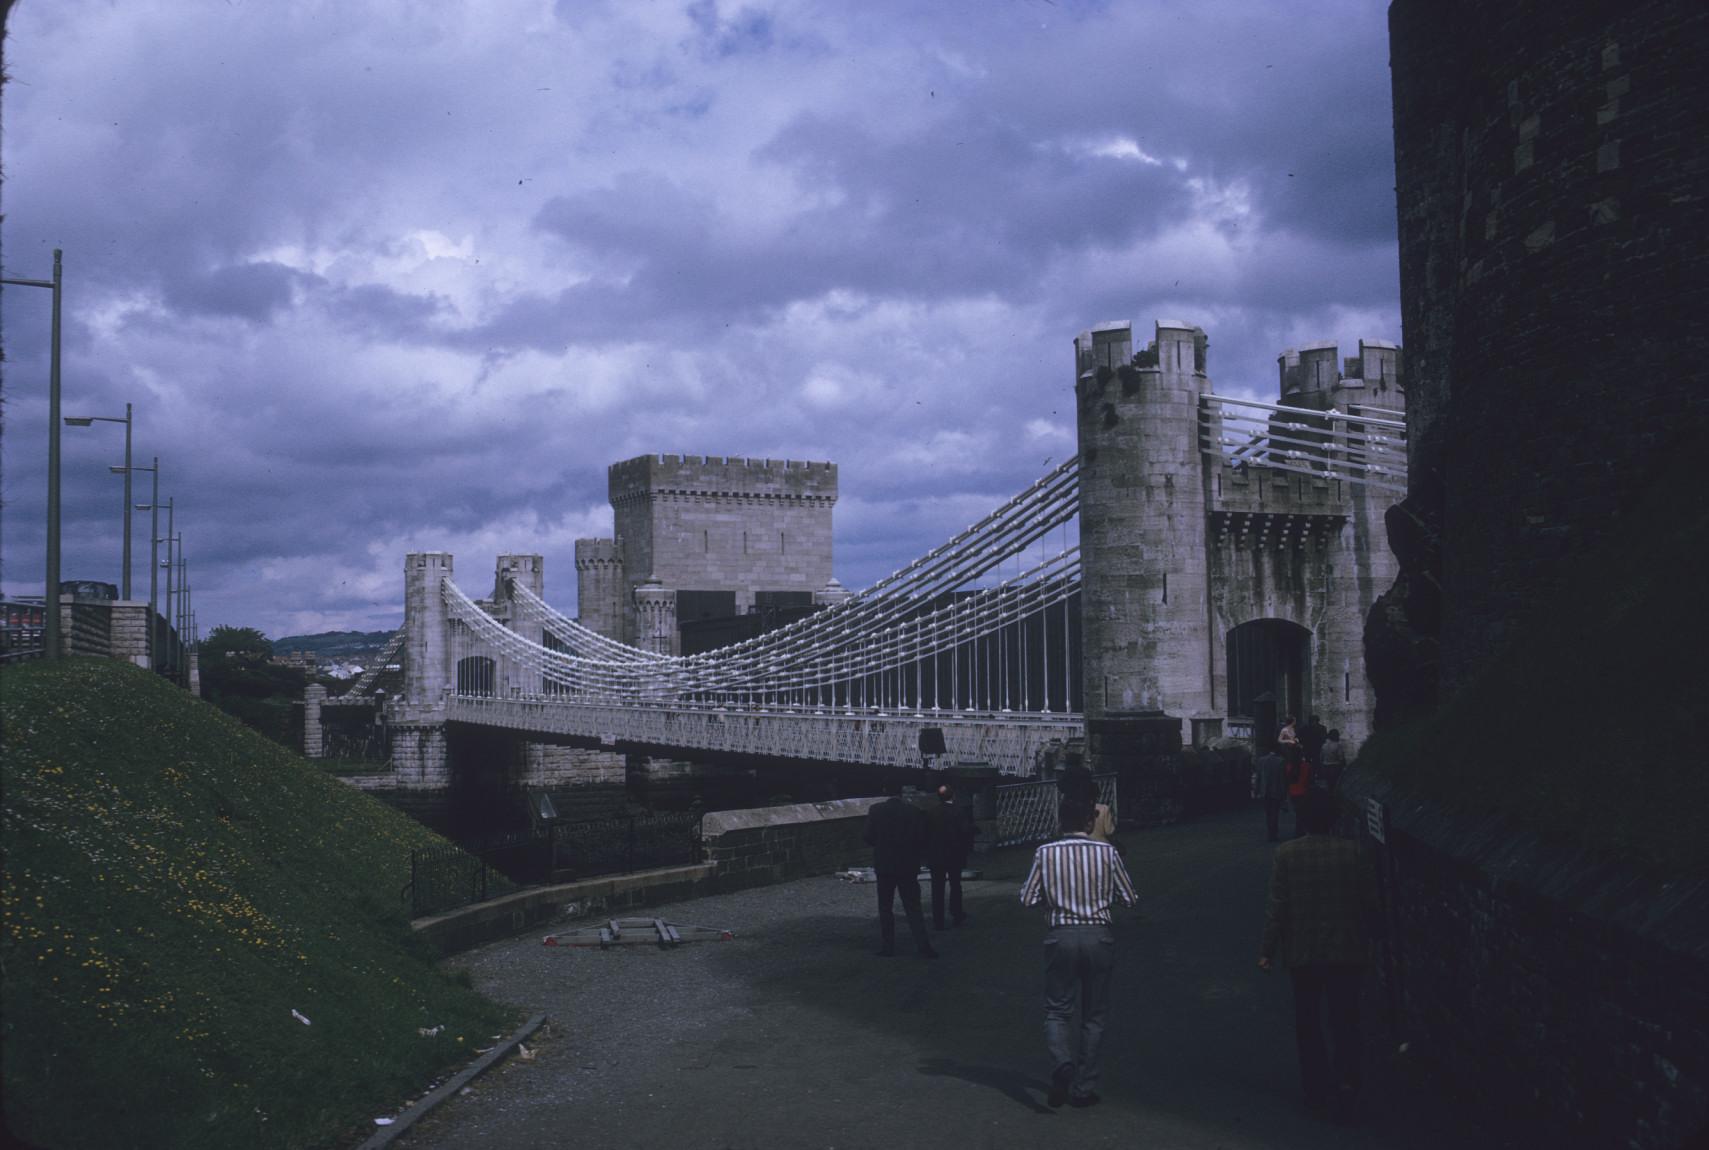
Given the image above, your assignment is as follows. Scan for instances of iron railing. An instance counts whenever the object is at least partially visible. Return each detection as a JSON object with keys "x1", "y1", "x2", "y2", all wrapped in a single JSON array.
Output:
[{"x1": 993, "y1": 773, "x2": 1118, "y2": 848}]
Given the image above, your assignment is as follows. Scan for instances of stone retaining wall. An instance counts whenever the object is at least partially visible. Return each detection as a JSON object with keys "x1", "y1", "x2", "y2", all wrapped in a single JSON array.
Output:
[
  {"x1": 699, "y1": 797, "x2": 884, "y2": 891},
  {"x1": 1342, "y1": 770, "x2": 1709, "y2": 1149}
]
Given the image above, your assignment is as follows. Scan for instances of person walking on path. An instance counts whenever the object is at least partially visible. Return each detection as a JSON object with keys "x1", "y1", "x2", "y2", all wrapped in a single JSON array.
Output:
[
  {"x1": 864, "y1": 785, "x2": 938, "y2": 959},
  {"x1": 1283, "y1": 745, "x2": 1313, "y2": 838},
  {"x1": 1301, "y1": 715, "x2": 1328, "y2": 770},
  {"x1": 1318, "y1": 730, "x2": 1347, "y2": 792},
  {"x1": 1019, "y1": 797, "x2": 1138, "y2": 1110},
  {"x1": 925, "y1": 784, "x2": 975, "y2": 929},
  {"x1": 1255, "y1": 745, "x2": 1287, "y2": 843},
  {"x1": 1056, "y1": 764, "x2": 1117, "y2": 844},
  {"x1": 1258, "y1": 790, "x2": 1381, "y2": 1123}
]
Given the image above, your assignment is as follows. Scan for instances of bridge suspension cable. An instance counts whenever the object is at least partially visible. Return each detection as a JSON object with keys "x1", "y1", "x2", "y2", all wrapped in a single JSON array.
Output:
[{"x1": 443, "y1": 457, "x2": 1086, "y2": 715}]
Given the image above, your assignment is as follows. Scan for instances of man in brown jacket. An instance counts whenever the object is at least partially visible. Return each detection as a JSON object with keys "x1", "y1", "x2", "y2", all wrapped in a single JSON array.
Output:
[{"x1": 1258, "y1": 790, "x2": 1380, "y2": 1121}]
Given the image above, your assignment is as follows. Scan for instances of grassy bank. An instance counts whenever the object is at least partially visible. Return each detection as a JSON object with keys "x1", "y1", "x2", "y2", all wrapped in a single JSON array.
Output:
[
  {"x1": 1, "y1": 659, "x2": 516, "y2": 1150},
  {"x1": 1356, "y1": 452, "x2": 1709, "y2": 873}
]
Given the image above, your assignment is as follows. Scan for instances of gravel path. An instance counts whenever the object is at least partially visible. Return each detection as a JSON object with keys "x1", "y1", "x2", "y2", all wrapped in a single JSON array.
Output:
[{"x1": 395, "y1": 807, "x2": 1508, "y2": 1150}]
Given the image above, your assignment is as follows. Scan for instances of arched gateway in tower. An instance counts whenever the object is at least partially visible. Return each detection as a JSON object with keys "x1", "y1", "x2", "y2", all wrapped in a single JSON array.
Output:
[{"x1": 1074, "y1": 319, "x2": 1403, "y2": 757}]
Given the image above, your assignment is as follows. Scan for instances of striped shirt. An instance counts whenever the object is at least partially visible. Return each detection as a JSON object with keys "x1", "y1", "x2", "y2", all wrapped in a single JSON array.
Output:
[{"x1": 1019, "y1": 834, "x2": 1137, "y2": 927}]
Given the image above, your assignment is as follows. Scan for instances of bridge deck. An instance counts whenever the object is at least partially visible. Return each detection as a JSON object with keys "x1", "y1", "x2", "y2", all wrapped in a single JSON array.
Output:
[
  {"x1": 443, "y1": 695, "x2": 1083, "y2": 774},
  {"x1": 402, "y1": 807, "x2": 1506, "y2": 1150}
]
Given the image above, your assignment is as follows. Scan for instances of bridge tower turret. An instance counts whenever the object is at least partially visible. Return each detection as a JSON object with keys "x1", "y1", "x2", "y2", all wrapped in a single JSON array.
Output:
[
  {"x1": 634, "y1": 579, "x2": 677, "y2": 656},
  {"x1": 495, "y1": 553, "x2": 545, "y2": 695},
  {"x1": 1074, "y1": 319, "x2": 1212, "y2": 749},
  {"x1": 404, "y1": 552, "x2": 454, "y2": 704}
]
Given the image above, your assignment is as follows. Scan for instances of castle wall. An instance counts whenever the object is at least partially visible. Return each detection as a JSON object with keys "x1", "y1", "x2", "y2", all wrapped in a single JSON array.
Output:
[{"x1": 1390, "y1": 0, "x2": 1709, "y2": 692}]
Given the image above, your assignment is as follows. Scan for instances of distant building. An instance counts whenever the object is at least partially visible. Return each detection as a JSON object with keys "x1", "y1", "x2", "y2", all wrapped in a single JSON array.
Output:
[{"x1": 575, "y1": 454, "x2": 850, "y2": 654}]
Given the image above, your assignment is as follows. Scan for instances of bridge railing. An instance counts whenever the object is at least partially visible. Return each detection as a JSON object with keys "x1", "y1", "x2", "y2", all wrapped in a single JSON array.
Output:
[
  {"x1": 1199, "y1": 393, "x2": 1408, "y2": 495},
  {"x1": 443, "y1": 691, "x2": 1082, "y2": 775},
  {"x1": 993, "y1": 773, "x2": 1118, "y2": 848}
]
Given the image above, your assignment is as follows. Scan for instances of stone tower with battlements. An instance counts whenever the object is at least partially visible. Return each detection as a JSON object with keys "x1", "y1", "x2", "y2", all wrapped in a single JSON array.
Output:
[
  {"x1": 576, "y1": 454, "x2": 841, "y2": 654},
  {"x1": 1074, "y1": 319, "x2": 1402, "y2": 763}
]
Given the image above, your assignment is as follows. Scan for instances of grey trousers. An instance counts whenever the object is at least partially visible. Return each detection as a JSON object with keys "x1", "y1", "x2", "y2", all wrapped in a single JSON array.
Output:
[{"x1": 1043, "y1": 925, "x2": 1116, "y2": 1097}]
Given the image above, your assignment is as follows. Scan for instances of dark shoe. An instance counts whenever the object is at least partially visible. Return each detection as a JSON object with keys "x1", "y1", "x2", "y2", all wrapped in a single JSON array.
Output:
[
  {"x1": 952, "y1": 915, "x2": 969, "y2": 927},
  {"x1": 876, "y1": 948, "x2": 894, "y2": 958},
  {"x1": 932, "y1": 922, "x2": 946, "y2": 931},
  {"x1": 919, "y1": 947, "x2": 940, "y2": 959},
  {"x1": 1048, "y1": 1063, "x2": 1074, "y2": 1108},
  {"x1": 1068, "y1": 1093, "x2": 1101, "y2": 1109}
]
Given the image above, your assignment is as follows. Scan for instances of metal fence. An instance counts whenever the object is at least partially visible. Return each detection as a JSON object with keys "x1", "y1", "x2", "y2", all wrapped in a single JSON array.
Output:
[
  {"x1": 406, "y1": 812, "x2": 703, "y2": 918},
  {"x1": 551, "y1": 812, "x2": 702, "y2": 880},
  {"x1": 993, "y1": 773, "x2": 1118, "y2": 848}
]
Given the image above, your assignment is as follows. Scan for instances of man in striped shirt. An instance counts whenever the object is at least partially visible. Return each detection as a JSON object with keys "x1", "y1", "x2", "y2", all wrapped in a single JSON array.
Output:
[{"x1": 1019, "y1": 796, "x2": 1138, "y2": 1109}]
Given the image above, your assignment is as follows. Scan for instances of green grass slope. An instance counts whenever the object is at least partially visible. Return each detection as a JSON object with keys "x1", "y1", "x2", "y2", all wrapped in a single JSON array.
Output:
[
  {"x1": 1357, "y1": 450, "x2": 1709, "y2": 873},
  {"x1": 1, "y1": 660, "x2": 516, "y2": 1150}
]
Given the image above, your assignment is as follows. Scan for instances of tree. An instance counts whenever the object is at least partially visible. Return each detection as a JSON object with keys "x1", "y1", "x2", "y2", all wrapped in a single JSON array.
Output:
[{"x1": 201, "y1": 625, "x2": 273, "y2": 664}]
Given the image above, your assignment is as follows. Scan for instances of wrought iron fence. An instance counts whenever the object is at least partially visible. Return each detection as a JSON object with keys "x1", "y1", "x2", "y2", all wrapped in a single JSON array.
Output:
[
  {"x1": 993, "y1": 773, "x2": 1118, "y2": 848},
  {"x1": 406, "y1": 813, "x2": 703, "y2": 918},
  {"x1": 550, "y1": 812, "x2": 701, "y2": 880}
]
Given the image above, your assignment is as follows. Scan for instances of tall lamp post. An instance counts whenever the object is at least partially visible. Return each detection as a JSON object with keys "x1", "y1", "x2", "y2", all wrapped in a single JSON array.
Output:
[
  {"x1": 122, "y1": 459, "x2": 160, "y2": 667},
  {"x1": 2, "y1": 250, "x2": 65, "y2": 657},
  {"x1": 64, "y1": 403, "x2": 134, "y2": 599}
]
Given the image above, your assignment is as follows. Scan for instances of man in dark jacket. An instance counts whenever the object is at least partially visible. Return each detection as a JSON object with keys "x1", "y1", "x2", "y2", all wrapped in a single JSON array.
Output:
[
  {"x1": 1301, "y1": 715, "x2": 1329, "y2": 769},
  {"x1": 1255, "y1": 746, "x2": 1287, "y2": 843},
  {"x1": 925, "y1": 784, "x2": 976, "y2": 929},
  {"x1": 1259, "y1": 790, "x2": 1380, "y2": 1121},
  {"x1": 864, "y1": 785, "x2": 937, "y2": 958}
]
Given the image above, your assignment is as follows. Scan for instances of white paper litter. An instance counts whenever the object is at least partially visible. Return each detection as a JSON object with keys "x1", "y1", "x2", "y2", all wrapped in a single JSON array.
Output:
[{"x1": 291, "y1": 1009, "x2": 312, "y2": 1026}]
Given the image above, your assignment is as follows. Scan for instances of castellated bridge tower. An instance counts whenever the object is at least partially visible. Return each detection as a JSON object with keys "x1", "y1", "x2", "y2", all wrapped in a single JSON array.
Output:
[
  {"x1": 577, "y1": 455, "x2": 840, "y2": 655},
  {"x1": 403, "y1": 552, "x2": 454, "y2": 705},
  {"x1": 1075, "y1": 319, "x2": 1402, "y2": 772}
]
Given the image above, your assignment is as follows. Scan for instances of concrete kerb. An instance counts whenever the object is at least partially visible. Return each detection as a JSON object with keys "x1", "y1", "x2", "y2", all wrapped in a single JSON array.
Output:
[{"x1": 355, "y1": 1012, "x2": 547, "y2": 1150}]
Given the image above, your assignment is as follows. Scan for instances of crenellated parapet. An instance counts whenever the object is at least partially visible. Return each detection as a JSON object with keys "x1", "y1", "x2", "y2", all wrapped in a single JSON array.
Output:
[
  {"x1": 1277, "y1": 339, "x2": 1404, "y2": 414},
  {"x1": 608, "y1": 454, "x2": 838, "y2": 510}
]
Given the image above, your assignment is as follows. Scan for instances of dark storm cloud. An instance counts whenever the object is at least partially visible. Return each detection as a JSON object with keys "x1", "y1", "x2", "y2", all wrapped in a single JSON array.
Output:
[
  {"x1": 162, "y1": 262, "x2": 302, "y2": 323},
  {"x1": 2, "y1": 1, "x2": 1401, "y2": 635}
]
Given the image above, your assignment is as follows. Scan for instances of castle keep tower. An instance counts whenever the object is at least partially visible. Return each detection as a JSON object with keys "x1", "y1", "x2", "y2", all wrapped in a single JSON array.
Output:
[
  {"x1": 577, "y1": 455, "x2": 839, "y2": 655},
  {"x1": 1075, "y1": 320, "x2": 1402, "y2": 763}
]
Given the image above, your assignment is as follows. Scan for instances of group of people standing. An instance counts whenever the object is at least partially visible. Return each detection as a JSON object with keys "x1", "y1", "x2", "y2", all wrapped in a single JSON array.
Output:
[
  {"x1": 1255, "y1": 713, "x2": 1347, "y2": 843},
  {"x1": 864, "y1": 751, "x2": 1377, "y2": 1123},
  {"x1": 861, "y1": 780, "x2": 977, "y2": 959}
]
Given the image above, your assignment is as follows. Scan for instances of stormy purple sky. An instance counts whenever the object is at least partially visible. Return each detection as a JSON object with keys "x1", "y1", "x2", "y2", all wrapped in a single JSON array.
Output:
[{"x1": 1, "y1": 0, "x2": 1399, "y2": 639}]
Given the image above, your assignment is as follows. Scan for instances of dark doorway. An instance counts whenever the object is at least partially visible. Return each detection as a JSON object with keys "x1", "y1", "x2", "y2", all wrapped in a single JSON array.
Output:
[
  {"x1": 1226, "y1": 619, "x2": 1310, "y2": 722},
  {"x1": 457, "y1": 655, "x2": 496, "y2": 697}
]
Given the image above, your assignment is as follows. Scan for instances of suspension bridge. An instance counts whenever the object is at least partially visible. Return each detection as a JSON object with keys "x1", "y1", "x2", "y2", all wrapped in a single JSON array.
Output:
[{"x1": 324, "y1": 321, "x2": 1406, "y2": 785}]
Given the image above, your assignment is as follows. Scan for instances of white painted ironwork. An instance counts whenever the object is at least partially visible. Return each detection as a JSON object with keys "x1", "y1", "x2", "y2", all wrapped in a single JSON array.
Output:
[
  {"x1": 993, "y1": 773, "x2": 1118, "y2": 847},
  {"x1": 330, "y1": 628, "x2": 404, "y2": 703},
  {"x1": 1199, "y1": 394, "x2": 1408, "y2": 495},
  {"x1": 428, "y1": 459, "x2": 1092, "y2": 772}
]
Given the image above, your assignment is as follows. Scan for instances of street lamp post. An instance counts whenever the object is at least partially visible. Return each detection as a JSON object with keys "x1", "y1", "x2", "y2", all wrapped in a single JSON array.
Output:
[
  {"x1": 161, "y1": 501, "x2": 176, "y2": 676},
  {"x1": 121, "y1": 459, "x2": 161, "y2": 667},
  {"x1": 177, "y1": 554, "x2": 191, "y2": 686},
  {"x1": 64, "y1": 403, "x2": 133, "y2": 599},
  {"x1": 3, "y1": 250, "x2": 65, "y2": 657}
]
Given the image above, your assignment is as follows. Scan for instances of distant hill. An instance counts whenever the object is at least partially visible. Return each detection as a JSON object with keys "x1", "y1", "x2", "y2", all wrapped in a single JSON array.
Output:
[
  {"x1": 269, "y1": 628, "x2": 396, "y2": 656},
  {"x1": 0, "y1": 659, "x2": 513, "y2": 1150}
]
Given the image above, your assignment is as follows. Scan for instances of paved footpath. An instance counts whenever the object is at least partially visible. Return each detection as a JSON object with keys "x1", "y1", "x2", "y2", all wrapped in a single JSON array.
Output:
[{"x1": 400, "y1": 807, "x2": 1510, "y2": 1150}]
